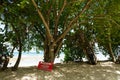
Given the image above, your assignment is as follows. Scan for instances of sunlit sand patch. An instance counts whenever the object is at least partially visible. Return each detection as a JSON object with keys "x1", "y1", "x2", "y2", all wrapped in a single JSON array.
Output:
[
  {"x1": 115, "y1": 71, "x2": 120, "y2": 75},
  {"x1": 21, "y1": 74, "x2": 37, "y2": 80},
  {"x1": 100, "y1": 62, "x2": 114, "y2": 67},
  {"x1": 106, "y1": 70, "x2": 113, "y2": 73},
  {"x1": 44, "y1": 75, "x2": 55, "y2": 80},
  {"x1": 53, "y1": 71, "x2": 64, "y2": 77},
  {"x1": 21, "y1": 76, "x2": 37, "y2": 80},
  {"x1": 117, "y1": 76, "x2": 120, "y2": 80},
  {"x1": 21, "y1": 76, "x2": 32, "y2": 80},
  {"x1": 90, "y1": 76, "x2": 95, "y2": 80}
]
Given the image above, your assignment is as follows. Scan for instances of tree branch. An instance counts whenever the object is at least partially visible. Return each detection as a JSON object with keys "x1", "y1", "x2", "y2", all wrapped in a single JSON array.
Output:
[
  {"x1": 34, "y1": 25, "x2": 45, "y2": 41},
  {"x1": 54, "y1": 0, "x2": 67, "y2": 38},
  {"x1": 54, "y1": 0, "x2": 92, "y2": 44},
  {"x1": 31, "y1": 0, "x2": 53, "y2": 41}
]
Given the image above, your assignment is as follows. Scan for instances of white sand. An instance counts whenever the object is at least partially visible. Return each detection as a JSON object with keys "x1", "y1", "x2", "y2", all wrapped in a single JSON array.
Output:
[
  {"x1": 8, "y1": 54, "x2": 65, "y2": 67},
  {"x1": 8, "y1": 55, "x2": 43, "y2": 67},
  {"x1": 7, "y1": 52, "x2": 109, "y2": 67}
]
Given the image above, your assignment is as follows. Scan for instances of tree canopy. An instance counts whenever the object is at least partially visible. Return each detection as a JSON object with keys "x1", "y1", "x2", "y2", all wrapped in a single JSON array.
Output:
[{"x1": 0, "y1": 0, "x2": 120, "y2": 70}]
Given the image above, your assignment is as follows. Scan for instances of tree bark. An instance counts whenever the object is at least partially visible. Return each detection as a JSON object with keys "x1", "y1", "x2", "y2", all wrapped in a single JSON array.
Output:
[
  {"x1": 79, "y1": 30, "x2": 97, "y2": 64},
  {"x1": 86, "y1": 42, "x2": 97, "y2": 64},
  {"x1": 11, "y1": 24, "x2": 23, "y2": 71},
  {"x1": 1, "y1": 58, "x2": 9, "y2": 70},
  {"x1": 107, "y1": 43, "x2": 116, "y2": 62},
  {"x1": 44, "y1": 38, "x2": 63, "y2": 63},
  {"x1": 12, "y1": 39, "x2": 22, "y2": 71},
  {"x1": 44, "y1": 43, "x2": 55, "y2": 62},
  {"x1": 106, "y1": 26, "x2": 116, "y2": 62}
]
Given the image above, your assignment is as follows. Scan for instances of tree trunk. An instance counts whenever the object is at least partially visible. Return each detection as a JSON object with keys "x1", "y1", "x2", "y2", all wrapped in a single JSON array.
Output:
[
  {"x1": 79, "y1": 30, "x2": 97, "y2": 64},
  {"x1": 85, "y1": 42, "x2": 97, "y2": 65},
  {"x1": 44, "y1": 38, "x2": 63, "y2": 63},
  {"x1": 107, "y1": 43, "x2": 116, "y2": 62},
  {"x1": 12, "y1": 40, "x2": 22, "y2": 71},
  {"x1": 44, "y1": 37, "x2": 55, "y2": 63},
  {"x1": 1, "y1": 58, "x2": 9, "y2": 71},
  {"x1": 107, "y1": 29, "x2": 116, "y2": 62},
  {"x1": 44, "y1": 44, "x2": 55, "y2": 63}
]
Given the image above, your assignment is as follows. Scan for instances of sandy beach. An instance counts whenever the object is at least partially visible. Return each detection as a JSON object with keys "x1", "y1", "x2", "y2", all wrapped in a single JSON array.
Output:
[
  {"x1": 1, "y1": 62, "x2": 120, "y2": 80},
  {"x1": 1, "y1": 53, "x2": 119, "y2": 80}
]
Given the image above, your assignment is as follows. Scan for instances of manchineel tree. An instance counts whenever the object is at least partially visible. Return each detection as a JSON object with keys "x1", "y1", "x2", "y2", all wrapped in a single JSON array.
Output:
[
  {"x1": 64, "y1": 29, "x2": 97, "y2": 64},
  {"x1": 64, "y1": 0, "x2": 120, "y2": 63},
  {"x1": 0, "y1": 25, "x2": 10, "y2": 70},
  {"x1": 103, "y1": 0, "x2": 120, "y2": 62},
  {"x1": 64, "y1": 20, "x2": 97, "y2": 64},
  {"x1": 31, "y1": 0, "x2": 93, "y2": 63},
  {"x1": 0, "y1": 0, "x2": 37, "y2": 70},
  {"x1": 91, "y1": 0, "x2": 120, "y2": 62},
  {"x1": 1, "y1": 0, "x2": 97, "y2": 66},
  {"x1": 0, "y1": 0, "x2": 120, "y2": 71}
]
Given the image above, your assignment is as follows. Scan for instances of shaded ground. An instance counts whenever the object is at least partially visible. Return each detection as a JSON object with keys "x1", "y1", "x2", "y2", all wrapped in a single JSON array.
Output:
[{"x1": 0, "y1": 62, "x2": 120, "y2": 80}]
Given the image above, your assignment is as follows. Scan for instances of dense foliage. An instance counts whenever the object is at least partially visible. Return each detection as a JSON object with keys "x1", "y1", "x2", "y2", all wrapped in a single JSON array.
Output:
[{"x1": 0, "y1": 0, "x2": 120, "y2": 70}]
